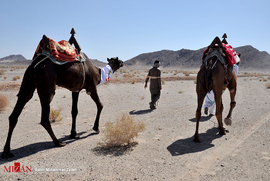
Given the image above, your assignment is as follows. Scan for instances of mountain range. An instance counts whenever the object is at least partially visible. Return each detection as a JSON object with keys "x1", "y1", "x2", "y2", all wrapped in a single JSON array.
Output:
[
  {"x1": 1, "y1": 45, "x2": 270, "y2": 71},
  {"x1": 125, "y1": 45, "x2": 270, "y2": 71}
]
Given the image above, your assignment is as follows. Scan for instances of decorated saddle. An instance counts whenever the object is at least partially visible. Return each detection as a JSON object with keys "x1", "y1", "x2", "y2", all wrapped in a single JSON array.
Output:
[
  {"x1": 203, "y1": 43, "x2": 239, "y2": 65},
  {"x1": 32, "y1": 35, "x2": 87, "y2": 65},
  {"x1": 202, "y1": 35, "x2": 240, "y2": 67}
]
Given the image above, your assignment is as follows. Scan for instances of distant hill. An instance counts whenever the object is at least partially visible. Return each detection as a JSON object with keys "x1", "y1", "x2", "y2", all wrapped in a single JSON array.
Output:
[
  {"x1": 0, "y1": 54, "x2": 27, "y2": 63},
  {"x1": 125, "y1": 45, "x2": 270, "y2": 71},
  {"x1": 0, "y1": 54, "x2": 107, "y2": 67}
]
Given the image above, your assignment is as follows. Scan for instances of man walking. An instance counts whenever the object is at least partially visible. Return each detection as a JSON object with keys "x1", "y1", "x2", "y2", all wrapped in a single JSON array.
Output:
[{"x1": 144, "y1": 60, "x2": 162, "y2": 109}]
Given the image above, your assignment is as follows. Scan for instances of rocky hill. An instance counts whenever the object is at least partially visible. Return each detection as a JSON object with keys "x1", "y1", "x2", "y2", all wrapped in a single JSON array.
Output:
[
  {"x1": 125, "y1": 45, "x2": 270, "y2": 71},
  {"x1": 0, "y1": 54, "x2": 106, "y2": 67},
  {"x1": 0, "y1": 54, "x2": 27, "y2": 63}
]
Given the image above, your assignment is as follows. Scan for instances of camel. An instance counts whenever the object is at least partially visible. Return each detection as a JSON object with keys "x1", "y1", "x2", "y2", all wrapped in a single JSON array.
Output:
[
  {"x1": 2, "y1": 36, "x2": 123, "y2": 158},
  {"x1": 194, "y1": 36, "x2": 238, "y2": 142}
]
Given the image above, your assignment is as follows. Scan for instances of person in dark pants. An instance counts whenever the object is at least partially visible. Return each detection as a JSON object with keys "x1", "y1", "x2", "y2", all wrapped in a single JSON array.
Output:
[{"x1": 144, "y1": 60, "x2": 162, "y2": 109}]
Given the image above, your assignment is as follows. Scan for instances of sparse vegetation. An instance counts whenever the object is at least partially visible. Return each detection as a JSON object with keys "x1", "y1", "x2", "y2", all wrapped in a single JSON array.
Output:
[
  {"x1": 178, "y1": 91, "x2": 183, "y2": 94},
  {"x1": 0, "y1": 69, "x2": 5, "y2": 77},
  {"x1": 49, "y1": 107, "x2": 63, "y2": 122},
  {"x1": 131, "y1": 78, "x2": 136, "y2": 84},
  {"x1": 161, "y1": 79, "x2": 165, "y2": 85},
  {"x1": 13, "y1": 76, "x2": 20, "y2": 81},
  {"x1": 0, "y1": 94, "x2": 9, "y2": 112},
  {"x1": 99, "y1": 114, "x2": 146, "y2": 148},
  {"x1": 266, "y1": 83, "x2": 270, "y2": 89}
]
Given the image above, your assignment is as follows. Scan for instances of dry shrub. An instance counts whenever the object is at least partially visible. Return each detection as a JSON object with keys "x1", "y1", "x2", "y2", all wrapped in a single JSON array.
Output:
[
  {"x1": 161, "y1": 79, "x2": 165, "y2": 85},
  {"x1": 13, "y1": 76, "x2": 20, "y2": 81},
  {"x1": 0, "y1": 70, "x2": 5, "y2": 76},
  {"x1": 123, "y1": 74, "x2": 135, "y2": 78},
  {"x1": 99, "y1": 114, "x2": 145, "y2": 147},
  {"x1": 266, "y1": 83, "x2": 270, "y2": 89},
  {"x1": 0, "y1": 94, "x2": 9, "y2": 112},
  {"x1": 49, "y1": 107, "x2": 63, "y2": 122},
  {"x1": 131, "y1": 78, "x2": 136, "y2": 84}
]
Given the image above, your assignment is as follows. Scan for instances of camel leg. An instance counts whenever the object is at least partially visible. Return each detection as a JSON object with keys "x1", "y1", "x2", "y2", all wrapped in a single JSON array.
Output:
[
  {"x1": 38, "y1": 90, "x2": 66, "y2": 147},
  {"x1": 90, "y1": 90, "x2": 103, "y2": 133},
  {"x1": 70, "y1": 92, "x2": 80, "y2": 139},
  {"x1": 1, "y1": 89, "x2": 35, "y2": 158},
  {"x1": 194, "y1": 92, "x2": 206, "y2": 142},
  {"x1": 225, "y1": 78, "x2": 237, "y2": 126},
  {"x1": 214, "y1": 92, "x2": 226, "y2": 135}
]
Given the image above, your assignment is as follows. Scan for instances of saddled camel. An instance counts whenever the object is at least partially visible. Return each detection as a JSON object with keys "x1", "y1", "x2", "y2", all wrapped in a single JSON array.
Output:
[
  {"x1": 2, "y1": 36, "x2": 123, "y2": 158},
  {"x1": 194, "y1": 36, "x2": 238, "y2": 142}
]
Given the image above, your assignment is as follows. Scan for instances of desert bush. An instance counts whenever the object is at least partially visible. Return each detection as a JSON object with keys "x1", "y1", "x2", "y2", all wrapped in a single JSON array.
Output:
[
  {"x1": 161, "y1": 79, "x2": 165, "y2": 85},
  {"x1": 266, "y1": 83, "x2": 270, "y2": 89},
  {"x1": 99, "y1": 114, "x2": 146, "y2": 147},
  {"x1": 49, "y1": 107, "x2": 63, "y2": 122},
  {"x1": 13, "y1": 76, "x2": 20, "y2": 81},
  {"x1": 131, "y1": 78, "x2": 136, "y2": 84},
  {"x1": 183, "y1": 71, "x2": 190, "y2": 76},
  {"x1": 0, "y1": 94, "x2": 9, "y2": 112},
  {"x1": 0, "y1": 69, "x2": 5, "y2": 76}
]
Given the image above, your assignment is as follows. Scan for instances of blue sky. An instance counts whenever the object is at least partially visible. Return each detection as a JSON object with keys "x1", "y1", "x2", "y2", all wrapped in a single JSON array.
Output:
[{"x1": 0, "y1": 0, "x2": 269, "y2": 62}]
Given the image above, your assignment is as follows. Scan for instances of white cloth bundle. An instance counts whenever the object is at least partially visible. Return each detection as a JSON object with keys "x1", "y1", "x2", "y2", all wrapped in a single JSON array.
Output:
[{"x1": 97, "y1": 65, "x2": 113, "y2": 86}]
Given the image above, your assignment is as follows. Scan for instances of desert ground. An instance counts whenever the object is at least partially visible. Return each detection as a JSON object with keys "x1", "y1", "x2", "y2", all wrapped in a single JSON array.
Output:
[{"x1": 0, "y1": 65, "x2": 270, "y2": 180}]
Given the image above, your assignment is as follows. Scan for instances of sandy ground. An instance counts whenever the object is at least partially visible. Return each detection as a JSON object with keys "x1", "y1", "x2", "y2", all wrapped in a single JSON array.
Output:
[{"x1": 0, "y1": 66, "x2": 270, "y2": 181}]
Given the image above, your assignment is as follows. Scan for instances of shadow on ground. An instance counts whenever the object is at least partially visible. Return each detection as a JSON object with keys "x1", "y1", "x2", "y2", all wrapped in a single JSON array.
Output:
[
  {"x1": 92, "y1": 142, "x2": 138, "y2": 157},
  {"x1": 0, "y1": 131, "x2": 97, "y2": 163},
  {"x1": 129, "y1": 109, "x2": 153, "y2": 115},
  {"x1": 167, "y1": 127, "x2": 226, "y2": 156},
  {"x1": 188, "y1": 115, "x2": 214, "y2": 122}
]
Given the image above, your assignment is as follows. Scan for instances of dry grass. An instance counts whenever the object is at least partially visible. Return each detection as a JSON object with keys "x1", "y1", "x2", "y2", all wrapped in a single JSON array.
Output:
[
  {"x1": 49, "y1": 107, "x2": 63, "y2": 122},
  {"x1": 161, "y1": 79, "x2": 165, "y2": 85},
  {"x1": 0, "y1": 69, "x2": 5, "y2": 77},
  {"x1": 99, "y1": 114, "x2": 146, "y2": 148},
  {"x1": 266, "y1": 83, "x2": 270, "y2": 89},
  {"x1": 13, "y1": 76, "x2": 20, "y2": 81},
  {"x1": 0, "y1": 94, "x2": 9, "y2": 112}
]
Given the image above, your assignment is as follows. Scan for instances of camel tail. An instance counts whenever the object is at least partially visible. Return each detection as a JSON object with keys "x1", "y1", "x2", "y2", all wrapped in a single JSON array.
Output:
[
  {"x1": 17, "y1": 65, "x2": 36, "y2": 97},
  {"x1": 204, "y1": 59, "x2": 213, "y2": 93}
]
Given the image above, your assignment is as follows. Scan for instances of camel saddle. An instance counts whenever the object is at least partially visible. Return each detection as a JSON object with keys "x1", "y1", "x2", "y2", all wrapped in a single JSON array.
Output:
[{"x1": 32, "y1": 35, "x2": 87, "y2": 65}]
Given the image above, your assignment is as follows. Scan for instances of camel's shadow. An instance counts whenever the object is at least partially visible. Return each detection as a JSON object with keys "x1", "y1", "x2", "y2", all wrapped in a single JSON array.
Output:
[
  {"x1": 188, "y1": 115, "x2": 214, "y2": 122},
  {"x1": 167, "y1": 127, "x2": 226, "y2": 156},
  {"x1": 129, "y1": 109, "x2": 153, "y2": 115},
  {"x1": 0, "y1": 131, "x2": 97, "y2": 163}
]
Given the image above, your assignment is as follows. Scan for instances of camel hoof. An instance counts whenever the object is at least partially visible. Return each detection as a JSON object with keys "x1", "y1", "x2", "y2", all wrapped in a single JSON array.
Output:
[
  {"x1": 70, "y1": 134, "x2": 80, "y2": 139},
  {"x1": 1, "y1": 152, "x2": 14, "y2": 159},
  {"x1": 193, "y1": 135, "x2": 202, "y2": 142},
  {"x1": 93, "y1": 128, "x2": 100, "y2": 134},
  {"x1": 219, "y1": 130, "x2": 226, "y2": 135},
  {"x1": 54, "y1": 141, "x2": 66, "y2": 147},
  {"x1": 224, "y1": 118, "x2": 232, "y2": 126}
]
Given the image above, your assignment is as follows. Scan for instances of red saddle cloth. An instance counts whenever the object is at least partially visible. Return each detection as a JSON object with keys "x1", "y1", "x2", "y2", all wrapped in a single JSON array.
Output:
[
  {"x1": 33, "y1": 38, "x2": 78, "y2": 62},
  {"x1": 203, "y1": 44, "x2": 237, "y2": 65}
]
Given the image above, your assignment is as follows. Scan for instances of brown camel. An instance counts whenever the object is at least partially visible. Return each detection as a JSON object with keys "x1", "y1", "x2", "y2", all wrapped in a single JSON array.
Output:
[
  {"x1": 194, "y1": 37, "x2": 238, "y2": 142},
  {"x1": 2, "y1": 43, "x2": 123, "y2": 158}
]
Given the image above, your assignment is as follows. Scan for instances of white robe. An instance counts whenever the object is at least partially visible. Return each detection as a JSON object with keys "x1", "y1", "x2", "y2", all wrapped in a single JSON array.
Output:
[{"x1": 97, "y1": 65, "x2": 113, "y2": 87}]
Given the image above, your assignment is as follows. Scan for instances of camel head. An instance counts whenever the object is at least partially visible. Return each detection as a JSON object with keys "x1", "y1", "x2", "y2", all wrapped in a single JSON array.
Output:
[{"x1": 107, "y1": 57, "x2": 123, "y2": 72}]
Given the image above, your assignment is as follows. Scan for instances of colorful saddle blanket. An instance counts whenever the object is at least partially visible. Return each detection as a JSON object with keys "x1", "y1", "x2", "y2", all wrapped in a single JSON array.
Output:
[{"x1": 33, "y1": 37, "x2": 82, "y2": 62}]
